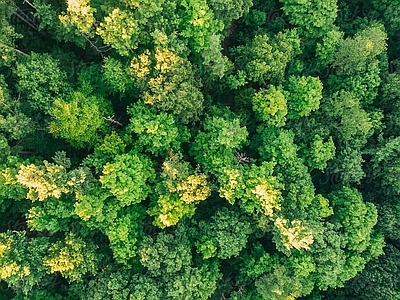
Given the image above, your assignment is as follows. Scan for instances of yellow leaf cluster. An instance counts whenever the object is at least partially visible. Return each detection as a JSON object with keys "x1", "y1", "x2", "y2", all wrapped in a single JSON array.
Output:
[
  {"x1": 129, "y1": 50, "x2": 151, "y2": 78},
  {"x1": 16, "y1": 162, "x2": 85, "y2": 201},
  {"x1": 176, "y1": 174, "x2": 210, "y2": 204},
  {"x1": 154, "y1": 47, "x2": 180, "y2": 73},
  {"x1": 144, "y1": 76, "x2": 170, "y2": 105},
  {"x1": 152, "y1": 194, "x2": 195, "y2": 228},
  {"x1": 17, "y1": 162, "x2": 67, "y2": 201},
  {"x1": 0, "y1": 262, "x2": 30, "y2": 279},
  {"x1": 1, "y1": 167, "x2": 19, "y2": 185},
  {"x1": 252, "y1": 179, "x2": 281, "y2": 216},
  {"x1": 59, "y1": 0, "x2": 96, "y2": 34},
  {"x1": 43, "y1": 235, "x2": 89, "y2": 281},
  {"x1": 274, "y1": 218, "x2": 314, "y2": 251},
  {"x1": 96, "y1": 8, "x2": 138, "y2": 55},
  {"x1": 44, "y1": 248, "x2": 79, "y2": 274},
  {"x1": 158, "y1": 213, "x2": 174, "y2": 228},
  {"x1": 0, "y1": 237, "x2": 11, "y2": 257},
  {"x1": 218, "y1": 168, "x2": 242, "y2": 203}
]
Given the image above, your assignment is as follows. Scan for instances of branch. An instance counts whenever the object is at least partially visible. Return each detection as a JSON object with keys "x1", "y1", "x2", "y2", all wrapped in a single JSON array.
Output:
[
  {"x1": 22, "y1": 0, "x2": 36, "y2": 9},
  {"x1": 13, "y1": 7, "x2": 39, "y2": 32},
  {"x1": 104, "y1": 115, "x2": 123, "y2": 126},
  {"x1": 11, "y1": 3, "x2": 50, "y2": 38},
  {"x1": 82, "y1": 35, "x2": 111, "y2": 58},
  {"x1": 0, "y1": 42, "x2": 28, "y2": 56}
]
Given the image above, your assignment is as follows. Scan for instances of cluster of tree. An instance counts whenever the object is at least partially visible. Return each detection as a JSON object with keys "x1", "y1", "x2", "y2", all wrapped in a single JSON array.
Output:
[{"x1": 0, "y1": 0, "x2": 399, "y2": 299}]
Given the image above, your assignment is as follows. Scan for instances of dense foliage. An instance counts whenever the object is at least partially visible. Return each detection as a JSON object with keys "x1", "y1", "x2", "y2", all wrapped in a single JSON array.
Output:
[{"x1": 0, "y1": 0, "x2": 399, "y2": 299}]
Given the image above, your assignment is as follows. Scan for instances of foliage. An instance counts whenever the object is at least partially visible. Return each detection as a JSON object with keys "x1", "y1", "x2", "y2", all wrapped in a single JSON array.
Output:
[
  {"x1": 99, "y1": 152, "x2": 154, "y2": 206},
  {"x1": 0, "y1": 231, "x2": 48, "y2": 294},
  {"x1": 231, "y1": 30, "x2": 301, "y2": 85},
  {"x1": 286, "y1": 76, "x2": 323, "y2": 119},
  {"x1": 15, "y1": 53, "x2": 71, "y2": 114},
  {"x1": 196, "y1": 207, "x2": 254, "y2": 259},
  {"x1": 48, "y1": 91, "x2": 111, "y2": 148},
  {"x1": 280, "y1": 0, "x2": 338, "y2": 38},
  {"x1": 191, "y1": 114, "x2": 248, "y2": 174},
  {"x1": 252, "y1": 85, "x2": 288, "y2": 127},
  {"x1": 333, "y1": 25, "x2": 387, "y2": 75},
  {"x1": 0, "y1": 0, "x2": 397, "y2": 299},
  {"x1": 16, "y1": 160, "x2": 87, "y2": 201},
  {"x1": 148, "y1": 153, "x2": 211, "y2": 228},
  {"x1": 126, "y1": 103, "x2": 190, "y2": 155},
  {"x1": 43, "y1": 233, "x2": 98, "y2": 282},
  {"x1": 0, "y1": 2, "x2": 22, "y2": 66}
]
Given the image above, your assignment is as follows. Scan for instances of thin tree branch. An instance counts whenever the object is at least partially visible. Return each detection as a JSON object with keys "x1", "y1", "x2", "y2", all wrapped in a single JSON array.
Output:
[
  {"x1": 22, "y1": 0, "x2": 36, "y2": 9},
  {"x1": 0, "y1": 42, "x2": 28, "y2": 56},
  {"x1": 13, "y1": 7, "x2": 39, "y2": 32}
]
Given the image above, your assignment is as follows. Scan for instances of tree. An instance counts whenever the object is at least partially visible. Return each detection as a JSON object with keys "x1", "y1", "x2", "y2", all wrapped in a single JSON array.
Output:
[
  {"x1": 280, "y1": 0, "x2": 338, "y2": 39},
  {"x1": 0, "y1": 1, "x2": 23, "y2": 67},
  {"x1": 314, "y1": 28, "x2": 343, "y2": 71},
  {"x1": 370, "y1": 136, "x2": 400, "y2": 195},
  {"x1": 0, "y1": 231, "x2": 49, "y2": 294},
  {"x1": 252, "y1": 85, "x2": 288, "y2": 127},
  {"x1": 129, "y1": 42, "x2": 205, "y2": 123},
  {"x1": 58, "y1": 0, "x2": 96, "y2": 36},
  {"x1": 104, "y1": 205, "x2": 145, "y2": 265},
  {"x1": 191, "y1": 113, "x2": 248, "y2": 174},
  {"x1": 43, "y1": 233, "x2": 98, "y2": 282},
  {"x1": 126, "y1": 102, "x2": 190, "y2": 156},
  {"x1": 96, "y1": 8, "x2": 139, "y2": 56},
  {"x1": 0, "y1": 75, "x2": 35, "y2": 141},
  {"x1": 303, "y1": 135, "x2": 336, "y2": 171},
  {"x1": 16, "y1": 160, "x2": 87, "y2": 201},
  {"x1": 16, "y1": 160, "x2": 87, "y2": 202},
  {"x1": 333, "y1": 25, "x2": 387, "y2": 75},
  {"x1": 207, "y1": 0, "x2": 252, "y2": 27},
  {"x1": 180, "y1": 0, "x2": 224, "y2": 53},
  {"x1": 99, "y1": 152, "x2": 155, "y2": 206},
  {"x1": 339, "y1": 244, "x2": 400, "y2": 300},
  {"x1": 48, "y1": 90, "x2": 112, "y2": 148},
  {"x1": 195, "y1": 207, "x2": 254, "y2": 259},
  {"x1": 138, "y1": 223, "x2": 192, "y2": 276},
  {"x1": 231, "y1": 30, "x2": 301, "y2": 85},
  {"x1": 286, "y1": 76, "x2": 323, "y2": 119},
  {"x1": 148, "y1": 153, "x2": 211, "y2": 228},
  {"x1": 15, "y1": 52, "x2": 71, "y2": 114}
]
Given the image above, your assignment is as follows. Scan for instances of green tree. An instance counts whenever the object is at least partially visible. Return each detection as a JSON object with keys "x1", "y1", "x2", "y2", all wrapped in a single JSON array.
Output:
[
  {"x1": 129, "y1": 43, "x2": 205, "y2": 123},
  {"x1": 104, "y1": 205, "x2": 145, "y2": 265},
  {"x1": 286, "y1": 76, "x2": 323, "y2": 119},
  {"x1": 15, "y1": 53, "x2": 71, "y2": 114},
  {"x1": 196, "y1": 207, "x2": 254, "y2": 259},
  {"x1": 280, "y1": 0, "x2": 338, "y2": 39},
  {"x1": 43, "y1": 233, "x2": 98, "y2": 282},
  {"x1": 148, "y1": 153, "x2": 211, "y2": 228},
  {"x1": 48, "y1": 91, "x2": 112, "y2": 148},
  {"x1": 370, "y1": 136, "x2": 400, "y2": 195},
  {"x1": 0, "y1": 75, "x2": 35, "y2": 140},
  {"x1": 339, "y1": 244, "x2": 400, "y2": 300},
  {"x1": 99, "y1": 152, "x2": 155, "y2": 206},
  {"x1": 191, "y1": 114, "x2": 248, "y2": 174},
  {"x1": 126, "y1": 102, "x2": 190, "y2": 156},
  {"x1": 0, "y1": 1, "x2": 23, "y2": 66},
  {"x1": 96, "y1": 8, "x2": 139, "y2": 56},
  {"x1": 252, "y1": 85, "x2": 288, "y2": 127},
  {"x1": 0, "y1": 231, "x2": 49, "y2": 294},
  {"x1": 231, "y1": 30, "x2": 301, "y2": 85},
  {"x1": 333, "y1": 25, "x2": 387, "y2": 75},
  {"x1": 207, "y1": 0, "x2": 252, "y2": 27}
]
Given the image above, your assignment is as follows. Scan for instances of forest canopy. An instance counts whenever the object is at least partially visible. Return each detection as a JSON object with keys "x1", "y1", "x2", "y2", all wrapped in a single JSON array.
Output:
[{"x1": 0, "y1": 0, "x2": 400, "y2": 299}]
